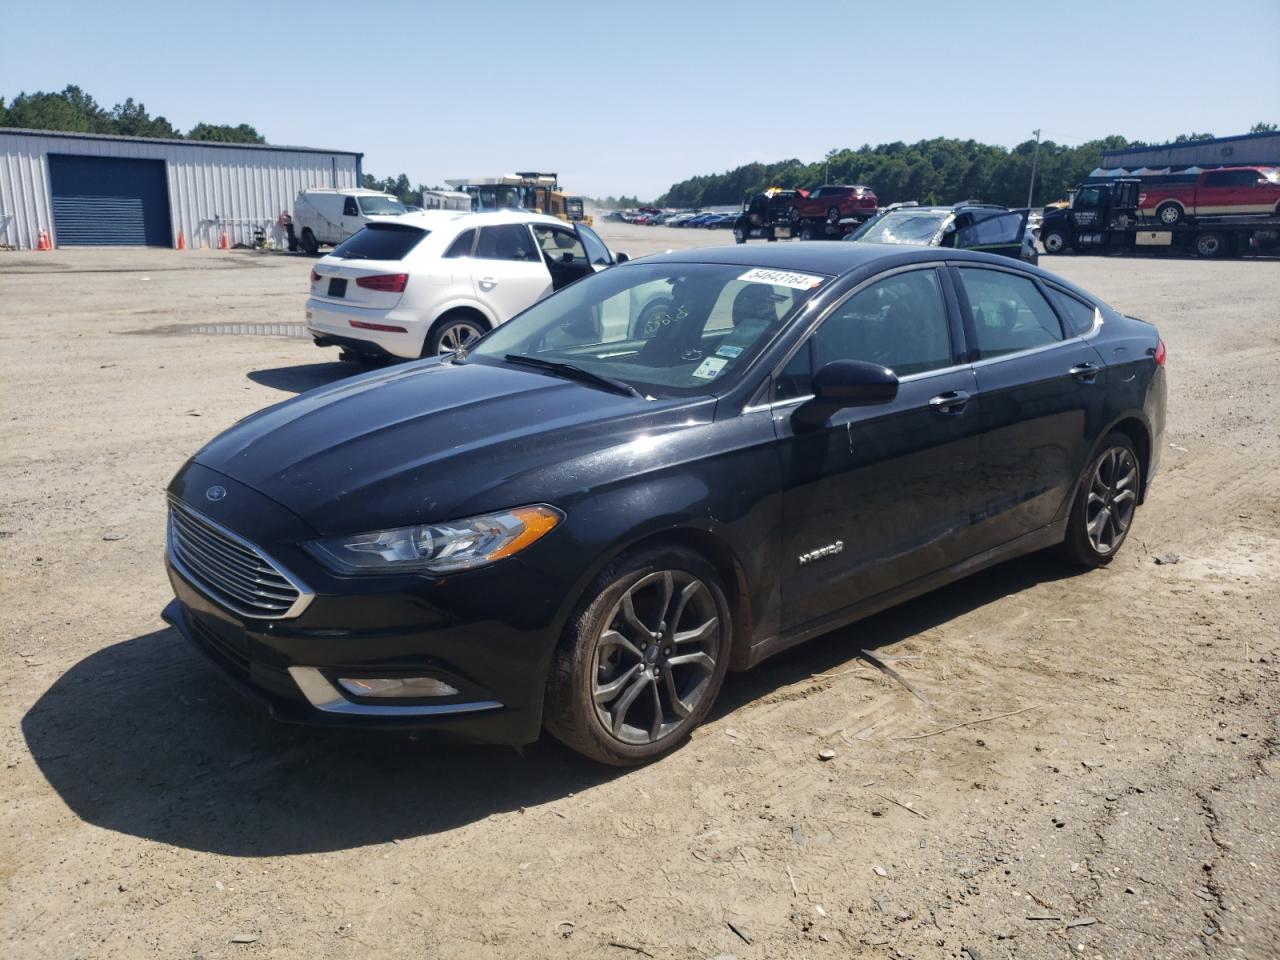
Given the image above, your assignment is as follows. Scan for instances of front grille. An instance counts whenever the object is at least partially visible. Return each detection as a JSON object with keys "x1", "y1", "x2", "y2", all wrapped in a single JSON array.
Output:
[{"x1": 167, "y1": 499, "x2": 311, "y2": 619}]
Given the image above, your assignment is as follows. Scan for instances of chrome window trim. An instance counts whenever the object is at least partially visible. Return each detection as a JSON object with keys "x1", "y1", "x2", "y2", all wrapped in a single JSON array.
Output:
[
  {"x1": 288, "y1": 667, "x2": 503, "y2": 717},
  {"x1": 745, "y1": 361, "x2": 974, "y2": 414},
  {"x1": 167, "y1": 498, "x2": 314, "y2": 620}
]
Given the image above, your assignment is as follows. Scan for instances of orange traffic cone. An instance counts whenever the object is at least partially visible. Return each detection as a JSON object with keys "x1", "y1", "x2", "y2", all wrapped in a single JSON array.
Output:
[
  {"x1": 219, "y1": 228, "x2": 229, "y2": 250},
  {"x1": 176, "y1": 230, "x2": 186, "y2": 250},
  {"x1": 36, "y1": 228, "x2": 51, "y2": 251}
]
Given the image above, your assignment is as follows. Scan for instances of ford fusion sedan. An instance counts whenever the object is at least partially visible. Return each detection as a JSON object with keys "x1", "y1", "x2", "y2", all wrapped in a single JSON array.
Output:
[
  {"x1": 164, "y1": 242, "x2": 1165, "y2": 765},
  {"x1": 305, "y1": 210, "x2": 624, "y2": 360}
]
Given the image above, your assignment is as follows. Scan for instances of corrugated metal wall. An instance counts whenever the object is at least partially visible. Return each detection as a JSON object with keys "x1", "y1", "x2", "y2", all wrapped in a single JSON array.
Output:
[{"x1": 0, "y1": 131, "x2": 360, "y2": 249}]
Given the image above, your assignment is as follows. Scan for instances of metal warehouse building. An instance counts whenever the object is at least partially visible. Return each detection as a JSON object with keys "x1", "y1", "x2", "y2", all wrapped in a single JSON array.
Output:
[
  {"x1": 1101, "y1": 131, "x2": 1280, "y2": 172},
  {"x1": 0, "y1": 128, "x2": 362, "y2": 250}
]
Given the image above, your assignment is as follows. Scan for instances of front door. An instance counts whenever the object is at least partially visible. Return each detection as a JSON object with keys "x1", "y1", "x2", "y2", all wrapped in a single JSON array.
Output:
[
  {"x1": 530, "y1": 223, "x2": 595, "y2": 291},
  {"x1": 776, "y1": 266, "x2": 983, "y2": 632},
  {"x1": 951, "y1": 264, "x2": 1107, "y2": 548},
  {"x1": 469, "y1": 223, "x2": 554, "y2": 322},
  {"x1": 954, "y1": 209, "x2": 1028, "y2": 260},
  {"x1": 340, "y1": 195, "x2": 362, "y2": 240}
]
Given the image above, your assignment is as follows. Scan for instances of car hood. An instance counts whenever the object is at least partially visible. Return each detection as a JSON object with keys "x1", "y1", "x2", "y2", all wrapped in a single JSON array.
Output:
[{"x1": 192, "y1": 359, "x2": 710, "y2": 535}]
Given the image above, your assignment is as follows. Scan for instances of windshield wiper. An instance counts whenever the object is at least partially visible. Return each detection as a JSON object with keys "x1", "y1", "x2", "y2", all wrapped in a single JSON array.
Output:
[{"x1": 503, "y1": 354, "x2": 643, "y2": 399}]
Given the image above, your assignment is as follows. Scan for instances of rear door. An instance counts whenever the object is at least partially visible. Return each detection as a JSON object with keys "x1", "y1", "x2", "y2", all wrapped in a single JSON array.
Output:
[
  {"x1": 953, "y1": 264, "x2": 1106, "y2": 549},
  {"x1": 775, "y1": 265, "x2": 984, "y2": 631},
  {"x1": 1195, "y1": 171, "x2": 1234, "y2": 215},
  {"x1": 469, "y1": 223, "x2": 553, "y2": 321}
]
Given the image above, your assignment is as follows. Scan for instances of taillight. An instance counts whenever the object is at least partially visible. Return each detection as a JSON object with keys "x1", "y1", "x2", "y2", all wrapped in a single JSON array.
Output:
[
  {"x1": 356, "y1": 273, "x2": 408, "y2": 293},
  {"x1": 1154, "y1": 338, "x2": 1166, "y2": 366},
  {"x1": 310, "y1": 269, "x2": 319, "y2": 283}
]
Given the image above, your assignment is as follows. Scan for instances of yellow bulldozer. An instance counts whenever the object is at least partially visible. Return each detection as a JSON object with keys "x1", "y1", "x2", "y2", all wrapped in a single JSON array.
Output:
[{"x1": 445, "y1": 172, "x2": 592, "y2": 225}]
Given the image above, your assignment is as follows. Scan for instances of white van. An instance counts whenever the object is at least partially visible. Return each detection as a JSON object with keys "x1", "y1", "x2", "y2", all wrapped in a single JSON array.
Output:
[{"x1": 293, "y1": 188, "x2": 407, "y2": 254}]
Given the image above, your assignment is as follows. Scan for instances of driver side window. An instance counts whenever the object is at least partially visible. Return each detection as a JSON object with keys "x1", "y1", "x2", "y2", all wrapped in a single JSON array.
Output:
[
  {"x1": 531, "y1": 224, "x2": 587, "y2": 263},
  {"x1": 776, "y1": 269, "x2": 952, "y2": 400}
]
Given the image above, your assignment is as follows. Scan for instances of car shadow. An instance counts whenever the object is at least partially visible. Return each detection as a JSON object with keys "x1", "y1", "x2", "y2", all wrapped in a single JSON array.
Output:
[
  {"x1": 22, "y1": 552, "x2": 1076, "y2": 857},
  {"x1": 247, "y1": 361, "x2": 379, "y2": 394}
]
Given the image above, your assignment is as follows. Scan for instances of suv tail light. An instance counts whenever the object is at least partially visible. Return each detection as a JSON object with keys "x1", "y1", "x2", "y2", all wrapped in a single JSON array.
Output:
[
  {"x1": 356, "y1": 273, "x2": 409, "y2": 293},
  {"x1": 1154, "y1": 338, "x2": 1166, "y2": 366}
]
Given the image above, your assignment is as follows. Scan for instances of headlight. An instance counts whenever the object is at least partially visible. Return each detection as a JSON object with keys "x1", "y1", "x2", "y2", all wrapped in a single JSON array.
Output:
[{"x1": 304, "y1": 504, "x2": 563, "y2": 575}]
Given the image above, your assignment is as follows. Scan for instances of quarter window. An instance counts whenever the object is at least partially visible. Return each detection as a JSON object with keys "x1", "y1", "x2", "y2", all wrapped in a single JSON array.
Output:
[
  {"x1": 957, "y1": 268, "x2": 1064, "y2": 358},
  {"x1": 475, "y1": 224, "x2": 540, "y2": 261},
  {"x1": 1044, "y1": 287, "x2": 1098, "y2": 336},
  {"x1": 776, "y1": 268, "x2": 952, "y2": 399},
  {"x1": 443, "y1": 228, "x2": 476, "y2": 258}
]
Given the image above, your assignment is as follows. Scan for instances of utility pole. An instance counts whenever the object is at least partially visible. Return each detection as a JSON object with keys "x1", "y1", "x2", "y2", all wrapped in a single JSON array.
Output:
[{"x1": 1027, "y1": 128, "x2": 1042, "y2": 208}]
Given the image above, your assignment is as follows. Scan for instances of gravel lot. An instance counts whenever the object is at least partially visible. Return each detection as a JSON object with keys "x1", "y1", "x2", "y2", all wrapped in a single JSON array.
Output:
[{"x1": 2, "y1": 227, "x2": 1278, "y2": 959}]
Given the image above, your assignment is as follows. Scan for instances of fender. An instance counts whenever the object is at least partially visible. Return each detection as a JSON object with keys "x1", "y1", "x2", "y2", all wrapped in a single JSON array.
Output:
[
  {"x1": 428, "y1": 297, "x2": 499, "y2": 331},
  {"x1": 1053, "y1": 409, "x2": 1155, "y2": 524}
]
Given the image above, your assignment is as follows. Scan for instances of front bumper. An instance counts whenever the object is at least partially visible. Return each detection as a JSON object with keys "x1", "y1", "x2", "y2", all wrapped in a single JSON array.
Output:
[{"x1": 161, "y1": 465, "x2": 566, "y2": 744}]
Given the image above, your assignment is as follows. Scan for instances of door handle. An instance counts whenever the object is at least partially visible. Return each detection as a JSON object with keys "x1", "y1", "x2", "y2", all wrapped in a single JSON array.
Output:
[
  {"x1": 929, "y1": 389, "x2": 971, "y2": 414},
  {"x1": 478, "y1": 276, "x2": 498, "y2": 290},
  {"x1": 1069, "y1": 362, "x2": 1098, "y2": 382}
]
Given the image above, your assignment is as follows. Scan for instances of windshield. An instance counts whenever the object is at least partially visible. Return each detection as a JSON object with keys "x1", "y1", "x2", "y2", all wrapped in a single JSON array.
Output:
[
  {"x1": 849, "y1": 210, "x2": 950, "y2": 246},
  {"x1": 468, "y1": 262, "x2": 827, "y2": 398},
  {"x1": 468, "y1": 185, "x2": 525, "y2": 211},
  {"x1": 357, "y1": 196, "x2": 407, "y2": 216}
]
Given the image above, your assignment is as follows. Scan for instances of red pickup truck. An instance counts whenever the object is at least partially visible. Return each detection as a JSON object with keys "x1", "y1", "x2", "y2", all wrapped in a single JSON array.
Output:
[
  {"x1": 1139, "y1": 166, "x2": 1280, "y2": 225},
  {"x1": 788, "y1": 184, "x2": 878, "y2": 224}
]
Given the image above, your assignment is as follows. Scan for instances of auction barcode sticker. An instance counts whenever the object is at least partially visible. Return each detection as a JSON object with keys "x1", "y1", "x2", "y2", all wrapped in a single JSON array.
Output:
[{"x1": 738, "y1": 268, "x2": 826, "y2": 290}]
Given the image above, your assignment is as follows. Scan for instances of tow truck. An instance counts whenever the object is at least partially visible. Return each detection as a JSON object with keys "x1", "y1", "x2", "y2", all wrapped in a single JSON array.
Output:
[{"x1": 1039, "y1": 176, "x2": 1280, "y2": 258}]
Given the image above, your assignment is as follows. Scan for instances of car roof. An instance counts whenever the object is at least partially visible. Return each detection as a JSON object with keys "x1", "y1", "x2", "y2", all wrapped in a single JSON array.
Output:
[
  {"x1": 437, "y1": 210, "x2": 568, "y2": 229},
  {"x1": 637, "y1": 241, "x2": 1027, "y2": 276}
]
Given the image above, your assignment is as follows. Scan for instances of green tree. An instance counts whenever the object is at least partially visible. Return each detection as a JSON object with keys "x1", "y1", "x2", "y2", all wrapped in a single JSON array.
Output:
[
  {"x1": 1249, "y1": 121, "x2": 1277, "y2": 133},
  {"x1": 2, "y1": 85, "x2": 109, "y2": 132},
  {"x1": 186, "y1": 122, "x2": 266, "y2": 143},
  {"x1": 110, "y1": 98, "x2": 180, "y2": 139}
]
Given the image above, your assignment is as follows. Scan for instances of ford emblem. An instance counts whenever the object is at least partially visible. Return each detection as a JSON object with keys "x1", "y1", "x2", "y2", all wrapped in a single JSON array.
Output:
[{"x1": 205, "y1": 485, "x2": 227, "y2": 502}]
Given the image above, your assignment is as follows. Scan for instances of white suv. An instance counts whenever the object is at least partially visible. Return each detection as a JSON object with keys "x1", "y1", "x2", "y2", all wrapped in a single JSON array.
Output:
[{"x1": 305, "y1": 211, "x2": 625, "y2": 359}]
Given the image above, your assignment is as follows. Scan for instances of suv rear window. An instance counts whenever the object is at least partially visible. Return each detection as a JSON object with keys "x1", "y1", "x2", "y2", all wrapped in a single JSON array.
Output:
[{"x1": 331, "y1": 224, "x2": 428, "y2": 261}]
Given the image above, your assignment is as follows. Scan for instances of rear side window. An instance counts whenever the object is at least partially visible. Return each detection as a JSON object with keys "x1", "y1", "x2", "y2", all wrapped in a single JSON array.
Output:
[
  {"x1": 475, "y1": 223, "x2": 540, "y2": 261},
  {"x1": 956, "y1": 212, "x2": 1024, "y2": 248},
  {"x1": 1044, "y1": 287, "x2": 1098, "y2": 335},
  {"x1": 331, "y1": 224, "x2": 428, "y2": 261},
  {"x1": 443, "y1": 228, "x2": 476, "y2": 258},
  {"x1": 957, "y1": 268, "x2": 1063, "y2": 358},
  {"x1": 343, "y1": 197, "x2": 359, "y2": 216}
]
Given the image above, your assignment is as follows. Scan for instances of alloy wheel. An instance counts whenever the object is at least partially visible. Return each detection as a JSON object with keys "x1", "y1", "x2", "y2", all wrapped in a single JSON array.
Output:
[
  {"x1": 592, "y1": 570, "x2": 721, "y2": 745},
  {"x1": 1085, "y1": 447, "x2": 1139, "y2": 553},
  {"x1": 436, "y1": 321, "x2": 483, "y2": 355}
]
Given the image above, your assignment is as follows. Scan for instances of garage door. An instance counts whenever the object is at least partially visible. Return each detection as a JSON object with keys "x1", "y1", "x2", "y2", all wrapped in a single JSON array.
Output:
[{"x1": 47, "y1": 154, "x2": 172, "y2": 246}]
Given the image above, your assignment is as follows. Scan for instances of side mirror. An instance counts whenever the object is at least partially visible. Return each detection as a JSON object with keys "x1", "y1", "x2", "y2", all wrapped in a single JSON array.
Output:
[
  {"x1": 793, "y1": 360, "x2": 898, "y2": 428},
  {"x1": 614, "y1": 252, "x2": 630, "y2": 264}
]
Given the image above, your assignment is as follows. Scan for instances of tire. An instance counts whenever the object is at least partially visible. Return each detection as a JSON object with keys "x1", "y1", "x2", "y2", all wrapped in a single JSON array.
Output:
[
  {"x1": 424, "y1": 313, "x2": 486, "y2": 356},
  {"x1": 299, "y1": 229, "x2": 319, "y2": 255},
  {"x1": 1041, "y1": 228, "x2": 1068, "y2": 254},
  {"x1": 543, "y1": 546, "x2": 733, "y2": 766},
  {"x1": 1155, "y1": 202, "x2": 1183, "y2": 226},
  {"x1": 1060, "y1": 432, "x2": 1141, "y2": 568},
  {"x1": 789, "y1": 207, "x2": 802, "y2": 224},
  {"x1": 733, "y1": 229, "x2": 745, "y2": 244},
  {"x1": 827, "y1": 206, "x2": 841, "y2": 224},
  {"x1": 1195, "y1": 231, "x2": 1226, "y2": 258},
  {"x1": 800, "y1": 226, "x2": 816, "y2": 241}
]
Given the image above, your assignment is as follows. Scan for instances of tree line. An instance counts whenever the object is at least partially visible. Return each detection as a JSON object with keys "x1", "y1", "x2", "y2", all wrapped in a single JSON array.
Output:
[
  {"x1": 1, "y1": 85, "x2": 266, "y2": 144},
  {"x1": 658, "y1": 124, "x2": 1278, "y2": 209}
]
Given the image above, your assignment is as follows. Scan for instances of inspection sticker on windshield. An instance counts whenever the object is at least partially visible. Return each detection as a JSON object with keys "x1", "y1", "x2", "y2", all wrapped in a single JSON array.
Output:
[
  {"x1": 738, "y1": 268, "x2": 824, "y2": 290},
  {"x1": 691, "y1": 356, "x2": 728, "y2": 380},
  {"x1": 715, "y1": 344, "x2": 743, "y2": 359}
]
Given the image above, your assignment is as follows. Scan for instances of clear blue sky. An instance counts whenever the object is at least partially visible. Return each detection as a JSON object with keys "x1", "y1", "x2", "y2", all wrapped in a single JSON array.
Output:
[{"x1": 4, "y1": 0, "x2": 1278, "y2": 198}]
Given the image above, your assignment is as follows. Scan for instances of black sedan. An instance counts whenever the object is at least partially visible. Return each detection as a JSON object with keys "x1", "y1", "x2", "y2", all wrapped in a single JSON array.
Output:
[{"x1": 163, "y1": 243, "x2": 1166, "y2": 765}]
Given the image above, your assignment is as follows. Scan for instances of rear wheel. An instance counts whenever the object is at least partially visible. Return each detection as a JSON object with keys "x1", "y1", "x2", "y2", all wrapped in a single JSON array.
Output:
[
  {"x1": 733, "y1": 228, "x2": 745, "y2": 244},
  {"x1": 544, "y1": 546, "x2": 732, "y2": 766},
  {"x1": 789, "y1": 207, "x2": 802, "y2": 224},
  {"x1": 1195, "y1": 231, "x2": 1227, "y2": 258},
  {"x1": 1041, "y1": 228, "x2": 1068, "y2": 254},
  {"x1": 1060, "y1": 433, "x2": 1141, "y2": 567},
  {"x1": 299, "y1": 229, "x2": 319, "y2": 255},
  {"x1": 827, "y1": 206, "x2": 841, "y2": 224},
  {"x1": 424, "y1": 313, "x2": 486, "y2": 356}
]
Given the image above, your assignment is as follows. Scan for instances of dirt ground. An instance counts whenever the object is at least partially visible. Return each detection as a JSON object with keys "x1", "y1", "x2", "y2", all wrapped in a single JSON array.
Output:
[{"x1": 1, "y1": 228, "x2": 1278, "y2": 960}]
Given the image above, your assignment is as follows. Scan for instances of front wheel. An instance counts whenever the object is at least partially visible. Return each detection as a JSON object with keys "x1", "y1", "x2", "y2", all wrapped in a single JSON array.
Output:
[
  {"x1": 1156, "y1": 202, "x2": 1183, "y2": 226},
  {"x1": 299, "y1": 229, "x2": 319, "y2": 255},
  {"x1": 733, "y1": 228, "x2": 745, "y2": 244},
  {"x1": 544, "y1": 547, "x2": 732, "y2": 766},
  {"x1": 1041, "y1": 228, "x2": 1068, "y2": 254},
  {"x1": 788, "y1": 207, "x2": 802, "y2": 224},
  {"x1": 1195, "y1": 231, "x2": 1227, "y2": 258},
  {"x1": 1060, "y1": 433, "x2": 1141, "y2": 567},
  {"x1": 827, "y1": 206, "x2": 841, "y2": 224}
]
